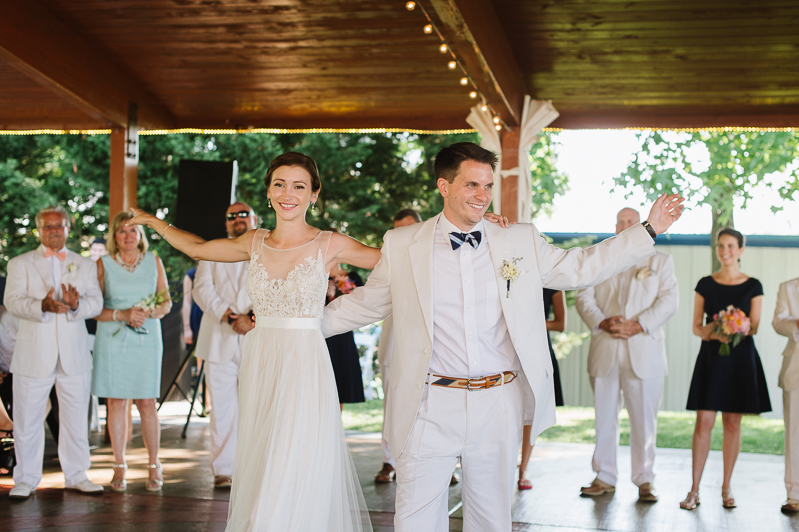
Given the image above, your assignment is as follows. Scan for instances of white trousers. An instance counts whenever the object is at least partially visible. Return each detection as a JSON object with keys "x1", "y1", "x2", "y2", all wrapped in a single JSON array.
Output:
[
  {"x1": 394, "y1": 378, "x2": 523, "y2": 532},
  {"x1": 590, "y1": 346, "x2": 663, "y2": 487},
  {"x1": 380, "y1": 365, "x2": 395, "y2": 467},
  {"x1": 205, "y1": 352, "x2": 241, "y2": 477},
  {"x1": 784, "y1": 389, "x2": 799, "y2": 500},
  {"x1": 13, "y1": 360, "x2": 92, "y2": 488}
]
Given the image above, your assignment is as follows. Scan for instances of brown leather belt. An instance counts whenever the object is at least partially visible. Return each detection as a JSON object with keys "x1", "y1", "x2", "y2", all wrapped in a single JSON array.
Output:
[{"x1": 428, "y1": 371, "x2": 517, "y2": 391}]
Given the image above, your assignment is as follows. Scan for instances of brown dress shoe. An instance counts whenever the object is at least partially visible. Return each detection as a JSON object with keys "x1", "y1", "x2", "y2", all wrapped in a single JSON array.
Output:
[
  {"x1": 580, "y1": 478, "x2": 615, "y2": 497},
  {"x1": 638, "y1": 482, "x2": 659, "y2": 502},
  {"x1": 214, "y1": 475, "x2": 233, "y2": 489},
  {"x1": 450, "y1": 471, "x2": 460, "y2": 485},
  {"x1": 375, "y1": 463, "x2": 396, "y2": 483},
  {"x1": 782, "y1": 499, "x2": 799, "y2": 512}
]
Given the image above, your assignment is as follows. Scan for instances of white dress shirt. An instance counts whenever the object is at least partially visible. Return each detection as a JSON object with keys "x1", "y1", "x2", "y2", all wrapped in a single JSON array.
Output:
[{"x1": 430, "y1": 214, "x2": 520, "y2": 378}]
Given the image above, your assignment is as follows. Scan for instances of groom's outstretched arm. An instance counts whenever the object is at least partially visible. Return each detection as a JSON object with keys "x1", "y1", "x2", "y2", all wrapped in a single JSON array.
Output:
[{"x1": 322, "y1": 231, "x2": 393, "y2": 338}]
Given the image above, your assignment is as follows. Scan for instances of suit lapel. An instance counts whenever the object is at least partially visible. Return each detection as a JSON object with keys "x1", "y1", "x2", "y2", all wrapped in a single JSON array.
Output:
[
  {"x1": 408, "y1": 215, "x2": 439, "y2": 343},
  {"x1": 33, "y1": 247, "x2": 54, "y2": 291},
  {"x1": 483, "y1": 222, "x2": 516, "y2": 341}
]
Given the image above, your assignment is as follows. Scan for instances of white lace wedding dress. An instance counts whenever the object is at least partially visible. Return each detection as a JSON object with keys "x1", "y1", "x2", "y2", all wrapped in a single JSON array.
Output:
[{"x1": 226, "y1": 229, "x2": 372, "y2": 532}]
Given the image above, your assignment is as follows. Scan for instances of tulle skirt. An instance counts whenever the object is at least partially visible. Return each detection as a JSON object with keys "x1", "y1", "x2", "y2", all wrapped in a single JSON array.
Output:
[{"x1": 226, "y1": 318, "x2": 372, "y2": 532}]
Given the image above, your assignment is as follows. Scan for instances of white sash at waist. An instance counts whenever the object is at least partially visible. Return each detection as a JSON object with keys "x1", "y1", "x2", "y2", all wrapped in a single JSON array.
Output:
[{"x1": 255, "y1": 317, "x2": 322, "y2": 330}]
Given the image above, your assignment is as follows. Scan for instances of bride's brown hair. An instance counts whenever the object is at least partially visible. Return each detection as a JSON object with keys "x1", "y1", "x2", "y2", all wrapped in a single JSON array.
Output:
[{"x1": 264, "y1": 152, "x2": 321, "y2": 192}]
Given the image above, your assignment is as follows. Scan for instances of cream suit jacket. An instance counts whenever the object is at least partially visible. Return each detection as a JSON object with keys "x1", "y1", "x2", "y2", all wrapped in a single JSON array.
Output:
[
  {"x1": 192, "y1": 260, "x2": 252, "y2": 364},
  {"x1": 774, "y1": 278, "x2": 799, "y2": 391},
  {"x1": 3, "y1": 247, "x2": 102, "y2": 379},
  {"x1": 377, "y1": 314, "x2": 394, "y2": 368},
  {"x1": 322, "y1": 214, "x2": 655, "y2": 458},
  {"x1": 575, "y1": 252, "x2": 678, "y2": 380}
]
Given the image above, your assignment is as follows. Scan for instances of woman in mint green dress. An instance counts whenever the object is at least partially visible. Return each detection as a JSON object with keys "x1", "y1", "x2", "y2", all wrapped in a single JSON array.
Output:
[{"x1": 92, "y1": 211, "x2": 171, "y2": 492}]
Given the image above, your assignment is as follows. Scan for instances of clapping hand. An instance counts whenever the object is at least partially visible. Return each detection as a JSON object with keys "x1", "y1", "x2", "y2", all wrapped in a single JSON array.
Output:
[
  {"x1": 646, "y1": 193, "x2": 685, "y2": 234},
  {"x1": 41, "y1": 287, "x2": 70, "y2": 314},
  {"x1": 61, "y1": 283, "x2": 80, "y2": 311}
]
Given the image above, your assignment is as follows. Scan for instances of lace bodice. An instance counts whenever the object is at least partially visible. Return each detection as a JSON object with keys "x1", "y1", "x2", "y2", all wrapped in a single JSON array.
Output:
[{"x1": 247, "y1": 229, "x2": 332, "y2": 318}]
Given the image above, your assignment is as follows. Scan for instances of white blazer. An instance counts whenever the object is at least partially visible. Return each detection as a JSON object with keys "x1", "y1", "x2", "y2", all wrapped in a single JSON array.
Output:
[
  {"x1": 322, "y1": 213, "x2": 655, "y2": 458},
  {"x1": 3, "y1": 247, "x2": 102, "y2": 379},
  {"x1": 192, "y1": 260, "x2": 252, "y2": 364},
  {"x1": 575, "y1": 252, "x2": 678, "y2": 380},
  {"x1": 377, "y1": 314, "x2": 394, "y2": 369},
  {"x1": 774, "y1": 277, "x2": 799, "y2": 391}
]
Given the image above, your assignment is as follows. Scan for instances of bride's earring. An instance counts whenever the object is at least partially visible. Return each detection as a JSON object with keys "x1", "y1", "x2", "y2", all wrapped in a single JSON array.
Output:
[
  {"x1": 311, "y1": 201, "x2": 316, "y2": 212},
  {"x1": 268, "y1": 198, "x2": 272, "y2": 208}
]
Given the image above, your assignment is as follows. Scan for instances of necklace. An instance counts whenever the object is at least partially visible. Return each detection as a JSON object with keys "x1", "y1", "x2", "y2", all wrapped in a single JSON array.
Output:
[{"x1": 116, "y1": 252, "x2": 144, "y2": 273}]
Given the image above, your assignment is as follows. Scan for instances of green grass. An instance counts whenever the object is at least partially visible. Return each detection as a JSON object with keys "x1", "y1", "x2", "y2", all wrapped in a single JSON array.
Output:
[{"x1": 342, "y1": 402, "x2": 786, "y2": 455}]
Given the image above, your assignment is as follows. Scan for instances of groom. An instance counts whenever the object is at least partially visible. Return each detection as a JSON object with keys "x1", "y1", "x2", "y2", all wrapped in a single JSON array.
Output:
[{"x1": 322, "y1": 142, "x2": 683, "y2": 531}]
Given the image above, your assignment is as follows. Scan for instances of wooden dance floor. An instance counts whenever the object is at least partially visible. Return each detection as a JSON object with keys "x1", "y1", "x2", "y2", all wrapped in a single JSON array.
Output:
[{"x1": 1, "y1": 407, "x2": 798, "y2": 531}]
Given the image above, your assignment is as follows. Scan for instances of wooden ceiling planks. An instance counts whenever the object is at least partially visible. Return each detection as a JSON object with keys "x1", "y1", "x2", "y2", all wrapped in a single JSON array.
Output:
[{"x1": 1, "y1": 0, "x2": 798, "y2": 131}]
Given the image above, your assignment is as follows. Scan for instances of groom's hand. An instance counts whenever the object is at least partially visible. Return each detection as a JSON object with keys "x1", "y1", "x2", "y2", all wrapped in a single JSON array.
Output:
[{"x1": 646, "y1": 193, "x2": 685, "y2": 234}]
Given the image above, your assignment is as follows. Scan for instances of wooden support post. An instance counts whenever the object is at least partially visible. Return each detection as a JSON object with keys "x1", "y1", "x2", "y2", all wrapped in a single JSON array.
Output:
[
  {"x1": 109, "y1": 103, "x2": 139, "y2": 219},
  {"x1": 500, "y1": 128, "x2": 520, "y2": 223}
]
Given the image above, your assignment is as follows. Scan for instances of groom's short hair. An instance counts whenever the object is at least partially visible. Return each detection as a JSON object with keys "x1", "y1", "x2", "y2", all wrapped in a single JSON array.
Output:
[{"x1": 434, "y1": 142, "x2": 498, "y2": 183}]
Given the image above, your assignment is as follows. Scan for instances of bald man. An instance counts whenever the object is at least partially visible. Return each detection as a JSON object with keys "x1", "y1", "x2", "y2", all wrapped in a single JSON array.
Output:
[
  {"x1": 575, "y1": 208, "x2": 678, "y2": 502},
  {"x1": 193, "y1": 202, "x2": 257, "y2": 489}
]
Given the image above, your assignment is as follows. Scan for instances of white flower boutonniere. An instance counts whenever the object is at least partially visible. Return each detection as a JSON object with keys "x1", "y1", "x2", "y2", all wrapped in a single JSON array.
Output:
[
  {"x1": 635, "y1": 266, "x2": 655, "y2": 281},
  {"x1": 66, "y1": 263, "x2": 77, "y2": 273},
  {"x1": 501, "y1": 257, "x2": 524, "y2": 298}
]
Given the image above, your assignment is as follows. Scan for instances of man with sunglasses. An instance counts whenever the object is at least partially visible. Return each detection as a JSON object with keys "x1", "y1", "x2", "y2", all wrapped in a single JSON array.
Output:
[{"x1": 192, "y1": 202, "x2": 257, "y2": 489}]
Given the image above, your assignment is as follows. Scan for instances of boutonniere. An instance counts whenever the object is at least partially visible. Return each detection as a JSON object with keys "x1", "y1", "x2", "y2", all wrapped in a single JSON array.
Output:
[
  {"x1": 635, "y1": 266, "x2": 655, "y2": 281},
  {"x1": 501, "y1": 257, "x2": 524, "y2": 298},
  {"x1": 66, "y1": 263, "x2": 77, "y2": 273}
]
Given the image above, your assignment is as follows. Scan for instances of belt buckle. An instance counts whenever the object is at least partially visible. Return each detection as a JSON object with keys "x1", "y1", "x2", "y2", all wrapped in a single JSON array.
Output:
[{"x1": 466, "y1": 377, "x2": 489, "y2": 391}]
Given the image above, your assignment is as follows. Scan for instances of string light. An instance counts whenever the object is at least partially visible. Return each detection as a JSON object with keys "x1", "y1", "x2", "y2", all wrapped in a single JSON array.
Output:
[
  {"x1": 459, "y1": 77, "x2": 469, "y2": 86},
  {"x1": 405, "y1": 1, "x2": 415, "y2": 11},
  {"x1": 495, "y1": 124, "x2": 502, "y2": 131},
  {"x1": 480, "y1": 104, "x2": 488, "y2": 112},
  {"x1": 492, "y1": 116, "x2": 500, "y2": 124},
  {"x1": 423, "y1": 24, "x2": 433, "y2": 34},
  {"x1": 469, "y1": 91, "x2": 478, "y2": 99},
  {"x1": 448, "y1": 61, "x2": 457, "y2": 69},
  {"x1": 439, "y1": 44, "x2": 448, "y2": 53}
]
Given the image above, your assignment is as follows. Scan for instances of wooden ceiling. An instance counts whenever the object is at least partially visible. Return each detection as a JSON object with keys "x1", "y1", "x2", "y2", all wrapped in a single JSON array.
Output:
[{"x1": 1, "y1": 0, "x2": 797, "y2": 132}]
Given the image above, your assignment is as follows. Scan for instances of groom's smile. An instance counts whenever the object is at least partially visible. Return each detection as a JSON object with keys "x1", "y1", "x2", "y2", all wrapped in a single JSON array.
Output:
[{"x1": 438, "y1": 159, "x2": 494, "y2": 231}]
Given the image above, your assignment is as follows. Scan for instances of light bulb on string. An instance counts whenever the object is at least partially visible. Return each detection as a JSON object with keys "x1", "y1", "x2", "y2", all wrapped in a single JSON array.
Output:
[
  {"x1": 469, "y1": 91, "x2": 477, "y2": 99},
  {"x1": 423, "y1": 24, "x2": 433, "y2": 34},
  {"x1": 495, "y1": 124, "x2": 502, "y2": 131},
  {"x1": 406, "y1": 1, "x2": 416, "y2": 10},
  {"x1": 448, "y1": 61, "x2": 457, "y2": 70},
  {"x1": 459, "y1": 77, "x2": 469, "y2": 86},
  {"x1": 492, "y1": 116, "x2": 500, "y2": 124},
  {"x1": 439, "y1": 44, "x2": 448, "y2": 53},
  {"x1": 480, "y1": 104, "x2": 488, "y2": 112}
]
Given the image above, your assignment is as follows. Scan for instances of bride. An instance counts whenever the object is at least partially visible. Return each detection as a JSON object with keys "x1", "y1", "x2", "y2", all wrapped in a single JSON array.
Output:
[{"x1": 129, "y1": 151, "x2": 506, "y2": 531}]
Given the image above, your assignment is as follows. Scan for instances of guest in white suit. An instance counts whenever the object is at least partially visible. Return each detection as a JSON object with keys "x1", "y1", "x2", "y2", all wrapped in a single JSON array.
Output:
[
  {"x1": 575, "y1": 207, "x2": 679, "y2": 502},
  {"x1": 3, "y1": 205, "x2": 104, "y2": 498},
  {"x1": 322, "y1": 143, "x2": 684, "y2": 532},
  {"x1": 193, "y1": 201, "x2": 256, "y2": 489},
  {"x1": 374, "y1": 208, "x2": 422, "y2": 484},
  {"x1": 774, "y1": 277, "x2": 799, "y2": 512}
]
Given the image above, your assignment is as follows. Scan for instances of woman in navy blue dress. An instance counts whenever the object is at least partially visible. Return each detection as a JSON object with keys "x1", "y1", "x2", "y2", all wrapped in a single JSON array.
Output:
[{"x1": 680, "y1": 228, "x2": 770, "y2": 510}]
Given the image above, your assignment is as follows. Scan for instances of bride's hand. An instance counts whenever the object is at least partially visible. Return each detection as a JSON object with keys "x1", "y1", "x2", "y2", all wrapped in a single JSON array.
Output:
[
  {"x1": 127, "y1": 208, "x2": 156, "y2": 228},
  {"x1": 483, "y1": 212, "x2": 510, "y2": 228}
]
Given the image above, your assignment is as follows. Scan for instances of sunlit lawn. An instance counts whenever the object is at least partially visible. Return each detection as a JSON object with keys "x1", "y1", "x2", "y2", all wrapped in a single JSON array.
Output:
[{"x1": 342, "y1": 402, "x2": 785, "y2": 455}]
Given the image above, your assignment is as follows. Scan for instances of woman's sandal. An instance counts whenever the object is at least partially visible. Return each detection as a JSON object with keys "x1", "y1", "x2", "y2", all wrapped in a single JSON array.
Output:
[
  {"x1": 680, "y1": 491, "x2": 700, "y2": 510},
  {"x1": 110, "y1": 463, "x2": 127, "y2": 492},
  {"x1": 145, "y1": 461, "x2": 163, "y2": 492},
  {"x1": 518, "y1": 478, "x2": 533, "y2": 491},
  {"x1": 722, "y1": 489, "x2": 737, "y2": 508}
]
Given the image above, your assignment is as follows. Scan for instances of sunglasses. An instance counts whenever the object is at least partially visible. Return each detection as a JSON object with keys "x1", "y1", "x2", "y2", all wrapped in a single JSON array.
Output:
[{"x1": 226, "y1": 211, "x2": 252, "y2": 221}]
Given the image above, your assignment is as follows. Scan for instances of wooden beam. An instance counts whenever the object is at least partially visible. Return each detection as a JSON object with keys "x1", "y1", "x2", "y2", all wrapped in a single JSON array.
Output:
[
  {"x1": 428, "y1": 0, "x2": 527, "y2": 127},
  {"x1": 109, "y1": 104, "x2": 139, "y2": 219},
  {"x1": 500, "y1": 129, "x2": 520, "y2": 223},
  {"x1": 0, "y1": 1, "x2": 174, "y2": 129}
]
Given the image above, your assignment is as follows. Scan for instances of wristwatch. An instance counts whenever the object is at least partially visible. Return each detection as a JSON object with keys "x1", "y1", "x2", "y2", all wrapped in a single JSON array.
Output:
[{"x1": 641, "y1": 221, "x2": 657, "y2": 240}]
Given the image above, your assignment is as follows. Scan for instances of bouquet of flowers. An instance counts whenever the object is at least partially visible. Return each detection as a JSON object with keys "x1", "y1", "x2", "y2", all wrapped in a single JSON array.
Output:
[
  {"x1": 327, "y1": 275, "x2": 357, "y2": 304},
  {"x1": 711, "y1": 305, "x2": 751, "y2": 356},
  {"x1": 113, "y1": 290, "x2": 171, "y2": 336}
]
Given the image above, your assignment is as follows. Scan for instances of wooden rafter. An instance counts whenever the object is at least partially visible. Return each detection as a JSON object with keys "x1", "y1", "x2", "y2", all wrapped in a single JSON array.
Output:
[{"x1": 0, "y1": 1, "x2": 175, "y2": 129}]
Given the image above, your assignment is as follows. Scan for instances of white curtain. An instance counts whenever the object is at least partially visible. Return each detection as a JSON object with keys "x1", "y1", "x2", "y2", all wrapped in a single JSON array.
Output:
[{"x1": 466, "y1": 96, "x2": 559, "y2": 220}]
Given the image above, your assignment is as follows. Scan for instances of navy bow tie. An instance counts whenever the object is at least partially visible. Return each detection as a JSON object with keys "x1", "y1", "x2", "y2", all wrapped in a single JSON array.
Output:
[{"x1": 449, "y1": 231, "x2": 482, "y2": 250}]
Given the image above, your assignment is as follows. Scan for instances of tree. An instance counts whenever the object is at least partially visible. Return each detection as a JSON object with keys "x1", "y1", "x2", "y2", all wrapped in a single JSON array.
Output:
[{"x1": 613, "y1": 130, "x2": 799, "y2": 270}]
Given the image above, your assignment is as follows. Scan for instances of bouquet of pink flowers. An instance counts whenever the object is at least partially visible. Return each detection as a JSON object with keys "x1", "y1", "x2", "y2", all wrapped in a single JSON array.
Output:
[{"x1": 711, "y1": 305, "x2": 751, "y2": 356}]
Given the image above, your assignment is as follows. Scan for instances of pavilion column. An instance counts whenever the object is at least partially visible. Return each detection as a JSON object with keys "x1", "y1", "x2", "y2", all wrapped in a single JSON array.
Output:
[
  {"x1": 499, "y1": 128, "x2": 520, "y2": 223},
  {"x1": 109, "y1": 103, "x2": 139, "y2": 219}
]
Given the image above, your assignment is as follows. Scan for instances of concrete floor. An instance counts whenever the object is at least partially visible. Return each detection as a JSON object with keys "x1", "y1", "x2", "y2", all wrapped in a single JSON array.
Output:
[{"x1": 2, "y1": 404, "x2": 799, "y2": 531}]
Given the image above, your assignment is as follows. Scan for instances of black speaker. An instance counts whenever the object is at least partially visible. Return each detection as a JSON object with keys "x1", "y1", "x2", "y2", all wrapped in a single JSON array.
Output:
[{"x1": 175, "y1": 160, "x2": 238, "y2": 240}]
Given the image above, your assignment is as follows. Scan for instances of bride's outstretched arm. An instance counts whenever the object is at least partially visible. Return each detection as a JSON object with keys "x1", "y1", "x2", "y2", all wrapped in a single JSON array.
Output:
[
  {"x1": 327, "y1": 232, "x2": 381, "y2": 270},
  {"x1": 128, "y1": 208, "x2": 253, "y2": 263}
]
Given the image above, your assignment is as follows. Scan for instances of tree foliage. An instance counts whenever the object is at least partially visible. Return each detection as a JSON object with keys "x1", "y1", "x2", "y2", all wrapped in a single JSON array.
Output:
[
  {"x1": 613, "y1": 130, "x2": 799, "y2": 270},
  {"x1": 0, "y1": 131, "x2": 565, "y2": 280}
]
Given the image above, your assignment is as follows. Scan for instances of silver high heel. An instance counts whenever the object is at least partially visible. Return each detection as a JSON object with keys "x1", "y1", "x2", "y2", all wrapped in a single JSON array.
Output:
[{"x1": 145, "y1": 461, "x2": 163, "y2": 492}]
